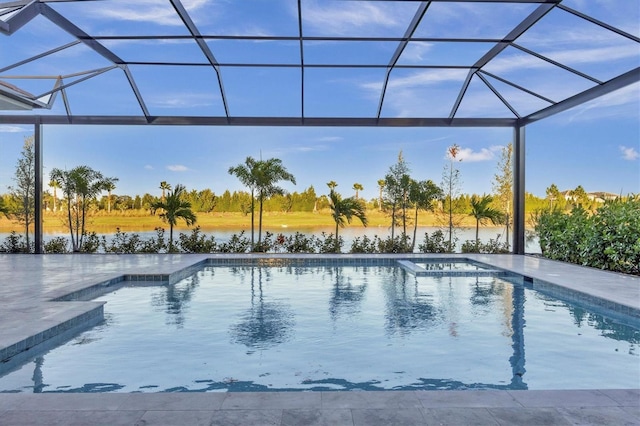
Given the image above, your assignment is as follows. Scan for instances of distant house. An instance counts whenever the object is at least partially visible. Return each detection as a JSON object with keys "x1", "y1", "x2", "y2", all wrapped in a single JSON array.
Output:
[
  {"x1": 560, "y1": 190, "x2": 618, "y2": 203},
  {"x1": 587, "y1": 192, "x2": 619, "y2": 203}
]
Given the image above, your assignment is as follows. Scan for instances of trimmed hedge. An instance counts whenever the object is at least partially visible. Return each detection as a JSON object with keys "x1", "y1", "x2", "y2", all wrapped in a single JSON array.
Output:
[{"x1": 535, "y1": 196, "x2": 640, "y2": 275}]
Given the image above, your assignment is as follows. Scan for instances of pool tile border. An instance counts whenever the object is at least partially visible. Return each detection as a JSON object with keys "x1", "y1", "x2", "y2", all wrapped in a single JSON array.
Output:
[
  {"x1": 531, "y1": 278, "x2": 640, "y2": 322},
  {"x1": 0, "y1": 304, "x2": 104, "y2": 365}
]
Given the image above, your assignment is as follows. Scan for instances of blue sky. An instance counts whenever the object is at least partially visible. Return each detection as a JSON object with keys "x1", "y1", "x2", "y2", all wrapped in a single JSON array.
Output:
[{"x1": 0, "y1": 0, "x2": 638, "y2": 200}]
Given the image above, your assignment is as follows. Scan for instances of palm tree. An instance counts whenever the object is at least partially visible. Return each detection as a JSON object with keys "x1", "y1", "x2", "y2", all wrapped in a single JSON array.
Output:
[
  {"x1": 469, "y1": 194, "x2": 504, "y2": 247},
  {"x1": 254, "y1": 158, "x2": 296, "y2": 249},
  {"x1": 353, "y1": 183, "x2": 363, "y2": 200},
  {"x1": 409, "y1": 179, "x2": 442, "y2": 251},
  {"x1": 49, "y1": 179, "x2": 60, "y2": 212},
  {"x1": 229, "y1": 156, "x2": 259, "y2": 248},
  {"x1": 50, "y1": 166, "x2": 118, "y2": 252},
  {"x1": 327, "y1": 180, "x2": 337, "y2": 190},
  {"x1": 105, "y1": 181, "x2": 116, "y2": 213},
  {"x1": 328, "y1": 186, "x2": 368, "y2": 253},
  {"x1": 151, "y1": 184, "x2": 197, "y2": 252},
  {"x1": 159, "y1": 181, "x2": 171, "y2": 201},
  {"x1": 377, "y1": 179, "x2": 385, "y2": 211}
]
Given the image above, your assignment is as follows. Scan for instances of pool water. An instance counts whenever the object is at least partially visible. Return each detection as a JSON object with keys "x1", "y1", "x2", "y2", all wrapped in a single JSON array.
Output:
[{"x1": 0, "y1": 264, "x2": 638, "y2": 393}]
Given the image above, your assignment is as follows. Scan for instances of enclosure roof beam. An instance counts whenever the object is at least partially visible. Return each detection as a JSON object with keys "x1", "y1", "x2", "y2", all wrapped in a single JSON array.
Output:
[
  {"x1": 521, "y1": 67, "x2": 640, "y2": 125},
  {"x1": 448, "y1": 2, "x2": 556, "y2": 120},
  {"x1": 1, "y1": 0, "x2": 38, "y2": 34},
  {"x1": 0, "y1": 115, "x2": 518, "y2": 127},
  {"x1": 169, "y1": 0, "x2": 230, "y2": 120},
  {"x1": 376, "y1": 1, "x2": 430, "y2": 120}
]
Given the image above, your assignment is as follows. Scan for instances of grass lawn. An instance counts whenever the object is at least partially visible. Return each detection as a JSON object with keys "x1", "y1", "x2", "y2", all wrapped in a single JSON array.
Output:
[{"x1": 0, "y1": 210, "x2": 481, "y2": 234}]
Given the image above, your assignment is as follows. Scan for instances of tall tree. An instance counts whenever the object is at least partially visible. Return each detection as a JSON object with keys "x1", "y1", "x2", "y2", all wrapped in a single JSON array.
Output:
[
  {"x1": 352, "y1": 183, "x2": 363, "y2": 200},
  {"x1": 492, "y1": 143, "x2": 513, "y2": 250},
  {"x1": 383, "y1": 151, "x2": 411, "y2": 241},
  {"x1": 150, "y1": 184, "x2": 197, "y2": 252},
  {"x1": 229, "y1": 156, "x2": 259, "y2": 248},
  {"x1": 377, "y1": 179, "x2": 385, "y2": 211},
  {"x1": 50, "y1": 166, "x2": 118, "y2": 252},
  {"x1": 254, "y1": 158, "x2": 296, "y2": 249},
  {"x1": 8, "y1": 136, "x2": 36, "y2": 251},
  {"x1": 546, "y1": 183, "x2": 561, "y2": 210},
  {"x1": 328, "y1": 185, "x2": 368, "y2": 253},
  {"x1": 105, "y1": 180, "x2": 116, "y2": 213},
  {"x1": 159, "y1": 181, "x2": 171, "y2": 201},
  {"x1": 49, "y1": 179, "x2": 60, "y2": 212},
  {"x1": 442, "y1": 144, "x2": 462, "y2": 249},
  {"x1": 327, "y1": 180, "x2": 337, "y2": 190},
  {"x1": 409, "y1": 179, "x2": 442, "y2": 251},
  {"x1": 469, "y1": 194, "x2": 504, "y2": 247},
  {"x1": 569, "y1": 185, "x2": 590, "y2": 208}
]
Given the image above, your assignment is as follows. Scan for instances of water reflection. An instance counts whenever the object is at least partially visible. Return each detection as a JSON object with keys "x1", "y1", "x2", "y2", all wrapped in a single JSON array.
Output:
[
  {"x1": 328, "y1": 267, "x2": 368, "y2": 321},
  {"x1": 229, "y1": 267, "x2": 295, "y2": 351},
  {"x1": 151, "y1": 273, "x2": 201, "y2": 328},
  {"x1": 470, "y1": 277, "x2": 504, "y2": 307},
  {"x1": 31, "y1": 356, "x2": 44, "y2": 393},
  {"x1": 383, "y1": 269, "x2": 438, "y2": 336},
  {"x1": 510, "y1": 284, "x2": 527, "y2": 389}
]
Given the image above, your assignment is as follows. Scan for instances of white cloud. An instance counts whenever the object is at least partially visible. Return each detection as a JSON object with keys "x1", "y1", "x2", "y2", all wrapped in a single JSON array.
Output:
[
  {"x1": 362, "y1": 69, "x2": 468, "y2": 92},
  {"x1": 446, "y1": 146, "x2": 502, "y2": 162},
  {"x1": 400, "y1": 42, "x2": 433, "y2": 63},
  {"x1": 487, "y1": 45, "x2": 638, "y2": 76},
  {"x1": 167, "y1": 164, "x2": 189, "y2": 172},
  {"x1": 302, "y1": 1, "x2": 412, "y2": 35},
  {"x1": 0, "y1": 125, "x2": 27, "y2": 133},
  {"x1": 620, "y1": 145, "x2": 639, "y2": 161},
  {"x1": 315, "y1": 136, "x2": 343, "y2": 143},
  {"x1": 94, "y1": 0, "x2": 211, "y2": 26},
  {"x1": 564, "y1": 83, "x2": 640, "y2": 122},
  {"x1": 150, "y1": 93, "x2": 217, "y2": 109},
  {"x1": 295, "y1": 145, "x2": 328, "y2": 152},
  {"x1": 144, "y1": 165, "x2": 153, "y2": 170}
]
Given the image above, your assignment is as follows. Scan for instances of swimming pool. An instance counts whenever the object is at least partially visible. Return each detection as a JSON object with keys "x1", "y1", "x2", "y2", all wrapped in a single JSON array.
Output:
[{"x1": 0, "y1": 259, "x2": 638, "y2": 393}]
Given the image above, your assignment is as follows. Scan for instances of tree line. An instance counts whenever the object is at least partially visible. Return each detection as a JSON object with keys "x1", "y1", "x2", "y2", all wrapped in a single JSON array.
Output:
[{"x1": 2, "y1": 135, "x2": 629, "y2": 257}]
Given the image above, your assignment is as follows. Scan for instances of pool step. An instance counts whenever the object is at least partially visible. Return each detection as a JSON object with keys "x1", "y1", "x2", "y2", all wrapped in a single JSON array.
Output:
[{"x1": 396, "y1": 260, "x2": 506, "y2": 277}]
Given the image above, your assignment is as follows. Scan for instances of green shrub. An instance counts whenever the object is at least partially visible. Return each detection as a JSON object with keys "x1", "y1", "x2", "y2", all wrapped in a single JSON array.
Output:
[
  {"x1": 0, "y1": 231, "x2": 31, "y2": 253},
  {"x1": 102, "y1": 228, "x2": 144, "y2": 253},
  {"x1": 44, "y1": 237, "x2": 69, "y2": 253},
  {"x1": 139, "y1": 228, "x2": 168, "y2": 253},
  {"x1": 315, "y1": 232, "x2": 342, "y2": 253},
  {"x1": 283, "y1": 232, "x2": 317, "y2": 253},
  {"x1": 461, "y1": 238, "x2": 509, "y2": 254},
  {"x1": 534, "y1": 196, "x2": 639, "y2": 275},
  {"x1": 350, "y1": 235, "x2": 379, "y2": 253},
  {"x1": 418, "y1": 230, "x2": 455, "y2": 253},
  {"x1": 583, "y1": 197, "x2": 640, "y2": 275},
  {"x1": 177, "y1": 226, "x2": 216, "y2": 253},
  {"x1": 218, "y1": 231, "x2": 251, "y2": 253},
  {"x1": 79, "y1": 232, "x2": 100, "y2": 253},
  {"x1": 376, "y1": 234, "x2": 411, "y2": 253}
]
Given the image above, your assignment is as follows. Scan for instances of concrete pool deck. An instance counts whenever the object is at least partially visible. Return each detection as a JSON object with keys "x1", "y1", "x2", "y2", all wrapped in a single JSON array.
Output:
[{"x1": 0, "y1": 253, "x2": 638, "y2": 425}]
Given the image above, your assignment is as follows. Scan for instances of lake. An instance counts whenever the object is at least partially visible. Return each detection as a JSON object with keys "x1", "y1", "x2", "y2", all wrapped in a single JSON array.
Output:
[{"x1": 0, "y1": 226, "x2": 541, "y2": 253}]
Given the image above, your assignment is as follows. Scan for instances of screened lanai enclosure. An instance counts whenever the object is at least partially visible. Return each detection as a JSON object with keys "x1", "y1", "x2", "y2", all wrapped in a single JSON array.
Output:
[{"x1": 1, "y1": 0, "x2": 639, "y2": 253}]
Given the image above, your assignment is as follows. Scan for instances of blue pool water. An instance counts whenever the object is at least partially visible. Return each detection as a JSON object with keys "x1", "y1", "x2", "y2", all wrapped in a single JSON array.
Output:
[{"x1": 0, "y1": 262, "x2": 638, "y2": 393}]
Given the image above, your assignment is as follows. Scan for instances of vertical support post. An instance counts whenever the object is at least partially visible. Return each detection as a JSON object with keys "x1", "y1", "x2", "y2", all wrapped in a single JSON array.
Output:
[
  {"x1": 513, "y1": 125, "x2": 526, "y2": 254},
  {"x1": 34, "y1": 120, "x2": 43, "y2": 254}
]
